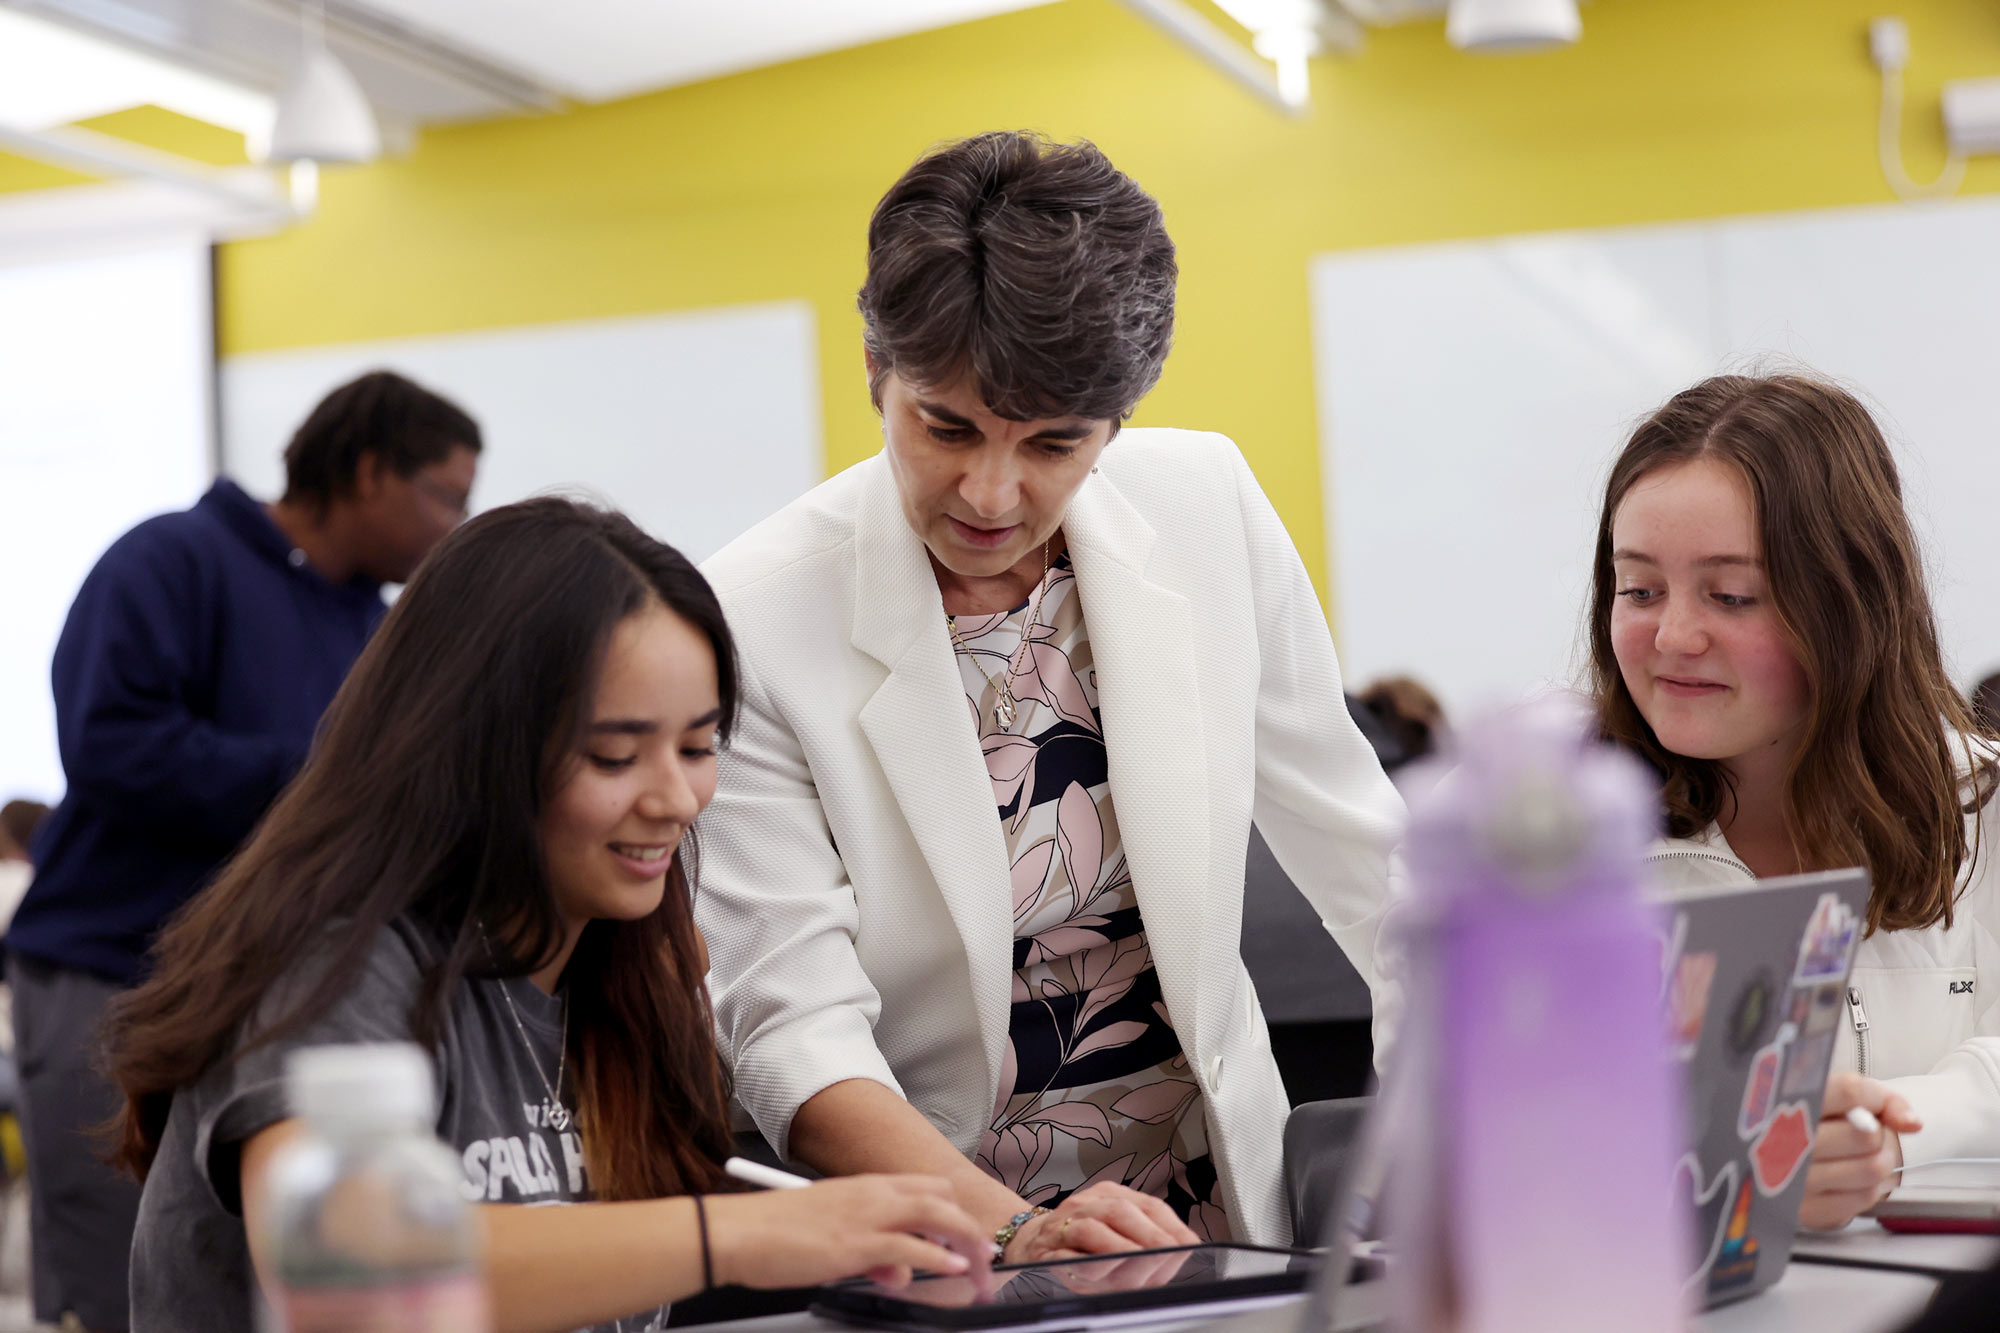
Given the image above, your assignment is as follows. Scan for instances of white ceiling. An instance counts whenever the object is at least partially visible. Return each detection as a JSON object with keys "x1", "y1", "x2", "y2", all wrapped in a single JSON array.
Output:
[
  {"x1": 1, "y1": 0, "x2": 1451, "y2": 155},
  {"x1": 1, "y1": 0, "x2": 1071, "y2": 136},
  {"x1": 357, "y1": 0, "x2": 1065, "y2": 102},
  {"x1": 0, "y1": 5, "x2": 271, "y2": 135}
]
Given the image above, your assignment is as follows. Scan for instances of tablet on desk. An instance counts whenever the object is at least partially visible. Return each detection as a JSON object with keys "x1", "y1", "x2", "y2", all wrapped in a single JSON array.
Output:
[{"x1": 811, "y1": 1243, "x2": 1321, "y2": 1331}]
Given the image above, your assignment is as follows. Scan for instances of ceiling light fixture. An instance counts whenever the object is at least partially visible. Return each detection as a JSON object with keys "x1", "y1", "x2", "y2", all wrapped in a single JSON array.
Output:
[
  {"x1": 268, "y1": 1, "x2": 379, "y2": 163},
  {"x1": 1447, "y1": 0, "x2": 1582, "y2": 53},
  {"x1": 1213, "y1": 0, "x2": 1361, "y2": 107}
]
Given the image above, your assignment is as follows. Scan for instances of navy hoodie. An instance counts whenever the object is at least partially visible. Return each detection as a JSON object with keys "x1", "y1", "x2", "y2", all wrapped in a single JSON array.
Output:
[{"x1": 10, "y1": 480, "x2": 386, "y2": 985}]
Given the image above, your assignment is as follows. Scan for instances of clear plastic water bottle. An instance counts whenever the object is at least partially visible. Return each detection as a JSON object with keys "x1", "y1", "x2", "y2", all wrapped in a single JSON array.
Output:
[{"x1": 257, "y1": 1042, "x2": 492, "y2": 1332}]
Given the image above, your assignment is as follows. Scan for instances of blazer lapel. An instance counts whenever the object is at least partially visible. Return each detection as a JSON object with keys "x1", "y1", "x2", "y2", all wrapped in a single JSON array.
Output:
[
  {"x1": 1064, "y1": 473, "x2": 1215, "y2": 1047},
  {"x1": 850, "y1": 458, "x2": 1015, "y2": 1097}
]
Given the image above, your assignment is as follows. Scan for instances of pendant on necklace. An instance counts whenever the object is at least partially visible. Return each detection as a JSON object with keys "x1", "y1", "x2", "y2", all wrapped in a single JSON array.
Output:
[
  {"x1": 546, "y1": 1101, "x2": 572, "y2": 1132},
  {"x1": 994, "y1": 693, "x2": 1018, "y2": 729}
]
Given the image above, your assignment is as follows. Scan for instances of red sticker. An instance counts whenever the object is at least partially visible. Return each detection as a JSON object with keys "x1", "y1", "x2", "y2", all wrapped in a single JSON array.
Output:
[
  {"x1": 1739, "y1": 1044, "x2": 1782, "y2": 1138},
  {"x1": 1752, "y1": 1102, "x2": 1813, "y2": 1196}
]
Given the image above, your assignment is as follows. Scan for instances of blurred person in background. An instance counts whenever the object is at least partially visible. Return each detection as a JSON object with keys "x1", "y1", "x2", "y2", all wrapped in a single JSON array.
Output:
[
  {"x1": 1973, "y1": 671, "x2": 2000, "y2": 733},
  {"x1": 6, "y1": 369, "x2": 480, "y2": 1333},
  {"x1": 0, "y1": 799, "x2": 49, "y2": 929},
  {"x1": 1348, "y1": 676, "x2": 1448, "y2": 776}
]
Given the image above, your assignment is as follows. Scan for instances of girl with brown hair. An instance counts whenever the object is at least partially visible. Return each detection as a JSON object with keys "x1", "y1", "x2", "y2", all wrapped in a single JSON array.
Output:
[
  {"x1": 106, "y1": 498, "x2": 985, "y2": 1333},
  {"x1": 1590, "y1": 373, "x2": 2000, "y2": 1231}
]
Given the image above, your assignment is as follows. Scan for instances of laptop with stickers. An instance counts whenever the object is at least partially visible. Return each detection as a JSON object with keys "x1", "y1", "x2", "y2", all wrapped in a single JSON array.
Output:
[{"x1": 1663, "y1": 866, "x2": 1869, "y2": 1308}]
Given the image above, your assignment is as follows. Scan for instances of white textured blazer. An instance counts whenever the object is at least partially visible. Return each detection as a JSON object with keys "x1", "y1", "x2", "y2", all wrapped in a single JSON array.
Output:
[{"x1": 695, "y1": 428, "x2": 1404, "y2": 1245}]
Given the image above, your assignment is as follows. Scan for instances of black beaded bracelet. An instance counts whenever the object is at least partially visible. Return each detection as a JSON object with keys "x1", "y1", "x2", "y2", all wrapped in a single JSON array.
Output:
[{"x1": 693, "y1": 1194, "x2": 714, "y2": 1290}]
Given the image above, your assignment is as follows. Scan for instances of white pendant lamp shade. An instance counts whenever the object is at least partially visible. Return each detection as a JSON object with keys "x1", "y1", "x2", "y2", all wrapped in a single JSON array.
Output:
[
  {"x1": 269, "y1": 45, "x2": 379, "y2": 163},
  {"x1": 1447, "y1": 0, "x2": 1582, "y2": 52}
]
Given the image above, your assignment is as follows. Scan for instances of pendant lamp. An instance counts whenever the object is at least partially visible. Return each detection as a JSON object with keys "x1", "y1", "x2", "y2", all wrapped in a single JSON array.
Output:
[
  {"x1": 1446, "y1": 0, "x2": 1581, "y2": 52},
  {"x1": 268, "y1": 3, "x2": 379, "y2": 163}
]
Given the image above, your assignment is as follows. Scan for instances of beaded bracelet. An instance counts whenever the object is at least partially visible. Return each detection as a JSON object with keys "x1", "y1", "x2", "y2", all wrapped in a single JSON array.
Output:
[{"x1": 992, "y1": 1205, "x2": 1051, "y2": 1263}]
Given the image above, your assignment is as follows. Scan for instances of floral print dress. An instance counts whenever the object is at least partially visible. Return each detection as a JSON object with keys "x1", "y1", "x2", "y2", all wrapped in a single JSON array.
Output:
[{"x1": 950, "y1": 555, "x2": 1229, "y2": 1239}]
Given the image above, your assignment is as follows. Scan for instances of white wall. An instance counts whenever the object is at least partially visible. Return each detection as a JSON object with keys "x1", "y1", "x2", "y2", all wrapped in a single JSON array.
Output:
[
  {"x1": 0, "y1": 240, "x2": 214, "y2": 805},
  {"x1": 1312, "y1": 195, "x2": 2000, "y2": 719},
  {"x1": 220, "y1": 301, "x2": 823, "y2": 566}
]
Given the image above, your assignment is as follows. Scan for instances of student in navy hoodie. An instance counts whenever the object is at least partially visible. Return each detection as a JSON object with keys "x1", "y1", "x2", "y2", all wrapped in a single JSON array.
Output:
[{"x1": 7, "y1": 369, "x2": 480, "y2": 1333}]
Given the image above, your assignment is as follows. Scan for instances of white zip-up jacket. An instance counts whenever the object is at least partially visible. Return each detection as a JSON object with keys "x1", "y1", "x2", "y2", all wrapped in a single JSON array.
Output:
[{"x1": 1647, "y1": 771, "x2": 2000, "y2": 1178}]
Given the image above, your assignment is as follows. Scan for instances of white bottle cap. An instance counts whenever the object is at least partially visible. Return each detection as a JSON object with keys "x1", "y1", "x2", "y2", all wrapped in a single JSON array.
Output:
[{"x1": 287, "y1": 1042, "x2": 435, "y2": 1127}]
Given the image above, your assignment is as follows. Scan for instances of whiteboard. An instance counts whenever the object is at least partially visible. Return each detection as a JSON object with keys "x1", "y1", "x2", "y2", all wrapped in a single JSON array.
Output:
[
  {"x1": 0, "y1": 240, "x2": 214, "y2": 804},
  {"x1": 1311, "y1": 195, "x2": 2000, "y2": 719},
  {"x1": 221, "y1": 301, "x2": 823, "y2": 566}
]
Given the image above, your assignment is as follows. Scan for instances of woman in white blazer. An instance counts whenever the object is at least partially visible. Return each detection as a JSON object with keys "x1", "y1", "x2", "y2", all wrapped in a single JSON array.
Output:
[
  {"x1": 695, "y1": 133, "x2": 1402, "y2": 1257},
  {"x1": 1590, "y1": 373, "x2": 2000, "y2": 1231}
]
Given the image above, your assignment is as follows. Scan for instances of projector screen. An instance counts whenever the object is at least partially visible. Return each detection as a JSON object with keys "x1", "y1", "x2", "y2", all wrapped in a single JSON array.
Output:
[{"x1": 0, "y1": 240, "x2": 215, "y2": 806}]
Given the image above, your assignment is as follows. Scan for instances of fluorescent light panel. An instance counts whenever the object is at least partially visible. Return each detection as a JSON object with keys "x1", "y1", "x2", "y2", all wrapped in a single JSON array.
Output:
[
  {"x1": 356, "y1": 0, "x2": 1064, "y2": 102},
  {"x1": 0, "y1": 7, "x2": 272, "y2": 143}
]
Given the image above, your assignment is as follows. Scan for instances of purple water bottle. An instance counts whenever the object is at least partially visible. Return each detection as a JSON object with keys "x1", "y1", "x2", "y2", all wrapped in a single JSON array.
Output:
[{"x1": 1384, "y1": 702, "x2": 1688, "y2": 1333}]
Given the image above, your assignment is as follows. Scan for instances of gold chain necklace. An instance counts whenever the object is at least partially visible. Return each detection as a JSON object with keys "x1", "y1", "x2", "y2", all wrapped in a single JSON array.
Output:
[{"x1": 947, "y1": 538, "x2": 1053, "y2": 730}]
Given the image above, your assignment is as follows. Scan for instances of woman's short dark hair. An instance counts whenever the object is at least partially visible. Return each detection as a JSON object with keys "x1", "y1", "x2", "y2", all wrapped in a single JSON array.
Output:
[
  {"x1": 858, "y1": 131, "x2": 1177, "y2": 423},
  {"x1": 283, "y1": 370, "x2": 483, "y2": 508}
]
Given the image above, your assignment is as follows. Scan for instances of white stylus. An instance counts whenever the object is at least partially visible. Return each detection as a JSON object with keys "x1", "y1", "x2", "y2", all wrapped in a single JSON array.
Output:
[
  {"x1": 723, "y1": 1156, "x2": 814, "y2": 1190},
  {"x1": 1846, "y1": 1106, "x2": 1882, "y2": 1135},
  {"x1": 724, "y1": 1155, "x2": 988, "y2": 1272}
]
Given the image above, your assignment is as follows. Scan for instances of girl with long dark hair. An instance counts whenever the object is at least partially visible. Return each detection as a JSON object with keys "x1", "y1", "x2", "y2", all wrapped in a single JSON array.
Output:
[
  {"x1": 1589, "y1": 373, "x2": 2000, "y2": 1231},
  {"x1": 107, "y1": 498, "x2": 985, "y2": 1333}
]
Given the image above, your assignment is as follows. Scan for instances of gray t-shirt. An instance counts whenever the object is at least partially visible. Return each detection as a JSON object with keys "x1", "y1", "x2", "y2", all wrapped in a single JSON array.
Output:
[{"x1": 130, "y1": 916, "x2": 668, "y2": 1333}]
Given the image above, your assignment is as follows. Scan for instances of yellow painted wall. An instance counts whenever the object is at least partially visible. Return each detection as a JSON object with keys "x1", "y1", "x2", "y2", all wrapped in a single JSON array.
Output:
[
  {"x1": 211, "y1": 0, "x2": 2000, "y2": 601},
  {"x1": 0, "y1": 105, "x2": 249, "y2": 192}
]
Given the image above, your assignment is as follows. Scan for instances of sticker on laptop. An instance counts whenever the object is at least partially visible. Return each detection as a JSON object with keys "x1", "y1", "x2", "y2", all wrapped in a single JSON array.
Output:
[
  {"x1": 1665, "y1": 950, "x2": 1718, "y2": 1058},
  {"x1": 1752, "y1": 1101, "x2": 1814, "y2": 1196},
  {"x1": 1778, "y1": 1029, "x2": 1836, "y2": 1101},
  {"x1": 1793, "y1": 892, "x2": 1862, "y2": 985},
  {"x1": 1738, "y1": 1026, "x2": 1795, "y2": 1139},
  {"x1": 1674, "y1": 1153, "x2": 1738, "y2": 1300},
  {"x1": 1707, "y1": 1177, "x2": 1763, "y2": 1293},
  {"x1": 1804, "y1": 980, "x2": 1845, "y2": 1036}
]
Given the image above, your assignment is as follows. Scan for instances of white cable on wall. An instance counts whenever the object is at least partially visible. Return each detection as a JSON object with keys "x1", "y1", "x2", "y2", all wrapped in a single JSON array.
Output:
[{"x1": 1873, "y1": 17, "x2": 1967, "y2": 202}]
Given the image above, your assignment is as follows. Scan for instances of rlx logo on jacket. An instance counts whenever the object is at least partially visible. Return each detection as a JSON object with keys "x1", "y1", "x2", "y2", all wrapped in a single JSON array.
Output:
[{"x1": 1950, "y1": 980, "x2": 1976, "y2": 995}]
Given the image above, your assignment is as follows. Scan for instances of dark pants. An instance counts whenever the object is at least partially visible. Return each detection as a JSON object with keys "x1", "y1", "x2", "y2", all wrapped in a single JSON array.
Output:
[{"x1": 10, "y1": 950, "x2": 140, "y2": 1331}]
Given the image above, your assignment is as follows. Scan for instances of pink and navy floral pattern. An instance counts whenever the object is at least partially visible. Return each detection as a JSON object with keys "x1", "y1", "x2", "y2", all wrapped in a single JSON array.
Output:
[{"x1": 951, "y1": 555, "x2": 1229, "y2": 1238}]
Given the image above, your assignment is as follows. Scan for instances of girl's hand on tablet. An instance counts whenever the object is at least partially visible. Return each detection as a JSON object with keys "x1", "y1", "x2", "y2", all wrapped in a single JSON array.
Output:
[
  {"x1": 1008, "y1": 1182, "x2": 1198, "y2": 1263},
  {"x1": 1801, "y1": 1071, "x2": 1921, "y2": 1231},
  {"x1": 707, "y1": 1174, "x2": 991, "y2": 1289}
]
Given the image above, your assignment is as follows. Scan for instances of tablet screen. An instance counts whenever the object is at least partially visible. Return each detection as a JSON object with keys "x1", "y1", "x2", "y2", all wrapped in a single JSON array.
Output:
[{"x1": 815, "y1": 1243, "x2": 1318, "y2": 1329}]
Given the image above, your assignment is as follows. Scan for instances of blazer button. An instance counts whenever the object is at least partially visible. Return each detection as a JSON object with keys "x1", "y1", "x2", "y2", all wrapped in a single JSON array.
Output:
[{"x1": 1207, "y1": 1054, "x2": 1225, "y2": 1085}]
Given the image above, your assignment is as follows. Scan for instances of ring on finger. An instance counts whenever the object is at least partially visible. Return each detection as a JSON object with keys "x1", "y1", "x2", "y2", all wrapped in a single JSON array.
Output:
[{"x1": 1058, "y1": 1216, "x2": 1075, "y2": 1246}]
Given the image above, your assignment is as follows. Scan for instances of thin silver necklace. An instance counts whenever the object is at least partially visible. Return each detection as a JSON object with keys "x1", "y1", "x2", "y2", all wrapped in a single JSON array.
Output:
[
  {"x1": 479, "y1": 926, "x2": 572, "y2": 1133},
  {"x1": 947, "y1": 538, "x2": 1054, "y2": 730}
]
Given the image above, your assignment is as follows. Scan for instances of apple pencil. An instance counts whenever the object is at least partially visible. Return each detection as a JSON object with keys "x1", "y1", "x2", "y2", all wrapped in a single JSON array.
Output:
[{"x1": 724, "y1": 1156, "x2": 813, "y2": 1190}]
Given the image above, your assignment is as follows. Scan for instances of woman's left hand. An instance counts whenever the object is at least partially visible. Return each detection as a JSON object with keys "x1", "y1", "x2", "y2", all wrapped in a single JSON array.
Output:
[
  {"x1": 1800, "y1": 1071, "x2": 1922, "y2": 1230},
  {"x1": 1006, "y1": 1182, "x2": 1199, "y2": 1263}
]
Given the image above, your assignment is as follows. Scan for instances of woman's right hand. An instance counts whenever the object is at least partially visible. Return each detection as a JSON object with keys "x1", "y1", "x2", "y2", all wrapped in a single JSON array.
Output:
[
  {"x1": 704, "y1": 1174, "x2": 992, "y2": 1289},
  {"x1": 1005, "y1": 1182, "x2": 1198, "y2": 1263}
]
